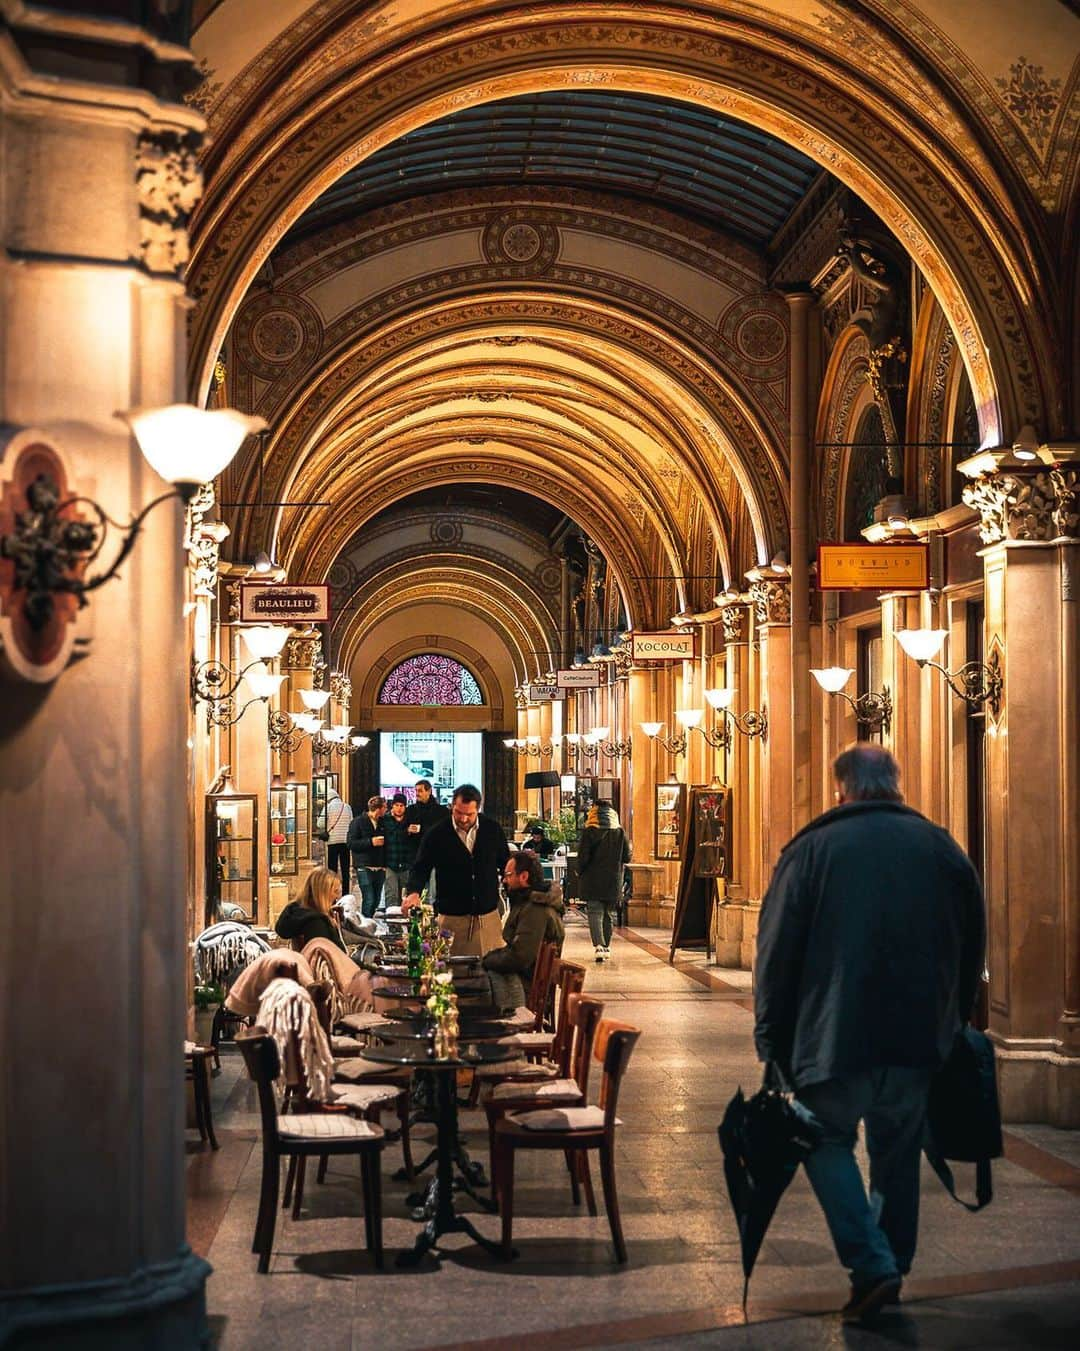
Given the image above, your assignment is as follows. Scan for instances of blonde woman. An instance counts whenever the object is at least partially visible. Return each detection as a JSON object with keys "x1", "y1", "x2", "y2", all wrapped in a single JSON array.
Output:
[{"x1": 275, "y1": 866, "x2": 346, "y2": 951}]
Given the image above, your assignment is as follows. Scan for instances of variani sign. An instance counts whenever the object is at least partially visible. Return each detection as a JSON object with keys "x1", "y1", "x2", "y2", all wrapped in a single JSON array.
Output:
[{"x1": 240, "y1": 582, "x2": 331, "y2": 623}]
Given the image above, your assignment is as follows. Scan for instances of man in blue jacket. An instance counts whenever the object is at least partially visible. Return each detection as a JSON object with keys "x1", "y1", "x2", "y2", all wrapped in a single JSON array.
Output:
[{"x1": 755, "y1": 745, "x2": 985, "y2": 1324}]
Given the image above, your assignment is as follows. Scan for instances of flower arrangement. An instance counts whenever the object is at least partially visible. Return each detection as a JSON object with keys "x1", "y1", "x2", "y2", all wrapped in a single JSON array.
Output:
[{"x1": 426, "y1": 972, "x2": 460, "y2": 1058}]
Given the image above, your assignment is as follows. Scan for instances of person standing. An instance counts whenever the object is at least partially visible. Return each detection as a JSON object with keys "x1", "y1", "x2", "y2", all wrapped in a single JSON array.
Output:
[
  {"x1": 405, "y1": 778, "x2": 450, "y2": 900},
  {"x1": 403, "y1": 783, "x2": 509, "y2": 956},
  {"x1": 576, "y1": 800, "x2": 631, "y2": 962},
  {"x1": 324, "y1": 785, "x2": 353, "y2": 897},
  {"x1": 382, "y1": 792, "x2": 419, "y2": 909},
  {"x1": 754, "y1": 745, "x2": 985, "y2": 1325},
  {"x1": 346, "y1": 795, "x2": 387, "y2": 919}
]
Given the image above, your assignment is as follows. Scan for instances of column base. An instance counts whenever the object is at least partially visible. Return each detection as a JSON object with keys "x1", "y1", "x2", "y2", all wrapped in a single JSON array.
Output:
[
  {"x1": 991, "y1": 1042, "x2": 1080, "y2": 1126},
  {"x1": 710, "y1": 900, "x2": 759, "y2": 970},
  {"x1": 2, "y1": 1246, "x2": 211, "y2": 1350}
]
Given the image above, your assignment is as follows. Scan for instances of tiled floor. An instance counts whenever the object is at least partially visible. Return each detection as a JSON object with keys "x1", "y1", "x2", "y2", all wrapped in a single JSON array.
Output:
[{"x1": 191, "y1": 914, "x2": 1080, "y2": 1349}]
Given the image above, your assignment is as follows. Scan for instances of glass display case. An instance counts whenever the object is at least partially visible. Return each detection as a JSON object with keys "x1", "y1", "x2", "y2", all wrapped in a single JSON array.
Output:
[
  {"x1": 269, "y1": 784, "x2": 299, "y2": 877},
  {"x1": 655, "y1": 781, "x2": 686, "y2": 861},
  {"x1": 206, "y1": 790, "x2": 257, "y2": 924},
  {"x1": 312, "y1": 772, "x2": 330, "y2": 838},
  {"x1": 294, "y1": 781, "x2": 311, "y2": 860}
]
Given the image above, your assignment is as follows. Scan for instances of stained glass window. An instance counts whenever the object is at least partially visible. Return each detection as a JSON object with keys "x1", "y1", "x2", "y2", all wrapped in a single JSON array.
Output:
[{"x1": 378, "y1": 654, "x2": 483, "y2": 705}]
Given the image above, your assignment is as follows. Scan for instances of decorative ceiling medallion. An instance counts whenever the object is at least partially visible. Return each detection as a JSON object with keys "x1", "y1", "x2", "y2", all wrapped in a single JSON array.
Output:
[
  {"x1": 430, "y1": 519, "x2": 464, "y2": 545},
  {"x1": 735, "y1": 313, "x2": 786, "y2": 364},
  {"x1": 234, "y1": 293, "x2": 323, "y2": 379},
  {"x1": 482, "y1": 211, "x2": 558, "y2": 273},
  {"x1": 0, "y1": 430, "x2": 92, "y2": 682}
]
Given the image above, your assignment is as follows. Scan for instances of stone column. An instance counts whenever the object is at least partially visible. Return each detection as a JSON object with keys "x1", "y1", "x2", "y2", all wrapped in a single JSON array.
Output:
[
  {"x1": 748, "y1": 570, "x2": 793, "y2": 873},
  {"x1": 786, "y1": 290, "x2": 815, "y2": 832},
  {"x1": 0, "y1": 5, "x2": 211, "y2": 1343},
  {"x1": 965, "y1": 461, "x2": 1080, "y2": 1124},
  {"x1": 627, "y1": 664, "x2": 655, "y2": 861}
]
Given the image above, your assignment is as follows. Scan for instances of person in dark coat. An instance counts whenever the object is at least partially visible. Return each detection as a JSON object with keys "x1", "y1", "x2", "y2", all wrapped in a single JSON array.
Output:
[
  {"x1": 275, "y1": 866, "x2": 347, "y2": 952},
  {"x1": 524, "y1": 824, "x2": 555, "y2": 858},
  {"x1": 403, "y1": 783, "x2": 509, "y2": 955},
  {"x1": 483, "y1": 850, "x2": 565, "y2": 1000},
  {"x1": 754, "y1": 744, "x2": 985, "y2": 1325},
  {"x1": 576, "y1": 800, "x2": 631, "y2": 961},
  {"x1": 405, "y1": 778, "x2": 450, "y2": 901},
  {"x1": 346, "y1": 795, "x2": 387, "y2": 918}
]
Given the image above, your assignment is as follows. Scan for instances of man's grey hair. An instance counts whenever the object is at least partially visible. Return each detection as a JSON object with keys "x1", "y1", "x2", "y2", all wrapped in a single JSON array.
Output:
[{"x1": 833, "y1": 745, "x2": 902, "y2": 803}]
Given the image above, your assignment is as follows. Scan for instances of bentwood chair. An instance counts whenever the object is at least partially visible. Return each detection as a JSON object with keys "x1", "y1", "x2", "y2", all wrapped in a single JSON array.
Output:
[
  {"x1": 485, "y1": 992, "x2": 605, "y2": 1198},
  {"x1": 494, "y1": 1020, "x2": 641, "y2": 1263},
  {"x1": 469, "y1": 959, "x2": 586, "y2": 1104},
  {"x1": 236, "y1": 1028, "x2": 385, "y2": 1272}
]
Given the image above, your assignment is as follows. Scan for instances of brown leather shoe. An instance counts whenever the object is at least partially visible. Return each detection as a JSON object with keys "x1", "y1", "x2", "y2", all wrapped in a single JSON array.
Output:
[{"x1": 841, "y1": 1276, "x2": 902, "y2": 1324}]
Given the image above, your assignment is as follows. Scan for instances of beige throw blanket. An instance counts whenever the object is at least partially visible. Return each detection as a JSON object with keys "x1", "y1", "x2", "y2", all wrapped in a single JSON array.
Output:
[
  {"x1": 225, "y1": 950, "x2": 315, "y2": 1017},
  {"x1": 255, "y1": 977, "x2": 334, "y2": 1103}
]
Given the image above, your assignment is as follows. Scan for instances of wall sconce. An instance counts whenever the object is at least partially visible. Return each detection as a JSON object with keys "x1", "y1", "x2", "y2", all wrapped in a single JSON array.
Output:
[
  {"x1": 895, "y1": 630, "x2": 1003, "y2": 716},
  {"x1": 809, "y1": 668, "x2": 892, "y2": 734},
  {"x1": 191, "y1": 657, "x2": 285, "y2": 728},
  {"x1": 641, "y1": 721, "x2": 687, "y2": 756},
  {"x1": 0, "y1": 406, "x2": 263, "y2": 660},
  {"x1": 704, "y1": 688, "x2": 769, "y2": 741},
  {"x1": 503, "y1": 736, "x2": 554, "y2": 757}
]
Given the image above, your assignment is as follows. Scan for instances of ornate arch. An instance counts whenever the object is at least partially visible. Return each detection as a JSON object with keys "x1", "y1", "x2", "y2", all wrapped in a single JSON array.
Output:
[
  {"x1": 817, "y1": 326, "x2": 875, "y2": 543},
  {"x1": 187, "y1": 9, "x2": 1062, "y2": 440}
]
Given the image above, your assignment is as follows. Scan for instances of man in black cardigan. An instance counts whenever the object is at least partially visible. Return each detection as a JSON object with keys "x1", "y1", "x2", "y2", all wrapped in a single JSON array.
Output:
[{"x1": 403, "y1": 783, "x2": 510, "y2": 956}]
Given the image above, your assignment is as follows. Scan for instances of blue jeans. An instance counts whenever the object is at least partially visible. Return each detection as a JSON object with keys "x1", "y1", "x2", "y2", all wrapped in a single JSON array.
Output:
[
  {"x1": 383, "y1": 867, "x2": 410, "y2": 909},
  {"x1": 795, "y1": 1067, "x2": 931, "y2": 1285},
  {"x1": 356, "y1": 868, "x2": 385, "y2": 919}
]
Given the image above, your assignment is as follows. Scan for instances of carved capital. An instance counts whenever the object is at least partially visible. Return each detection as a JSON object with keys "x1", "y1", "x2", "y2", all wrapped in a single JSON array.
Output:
[
  {"x1": 719, "y1": 602, "x2": 749, "y2": 644},
  {"x1": 330, "y1": 670, "x2": 352, "y2": 704},
  {"x1": 283, "y1": 631, "x2": 323, "y2": 671},
  {"x1": 749, "y1": 578, "x2": 791, "y2": 626},
  {"x1": 136, "y1": 130, "x2": 203, "y2": 275},
  {"x1": 183, "y1": 484, "x2": 228, "y2": 598},
  {"x1": 962, "y1": 467, "x2": 1080, "y2": 544}
]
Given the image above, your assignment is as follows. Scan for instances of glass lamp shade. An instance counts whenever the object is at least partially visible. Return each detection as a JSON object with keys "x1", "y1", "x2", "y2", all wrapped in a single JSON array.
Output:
[
  {"x1": 583, "y1": 732, "x2": 601, "y2": 745},
  {"x1": 350, "y1": 735, "x2": 370, "y2": 748},
  {"x1": 810, "y1": 667, "x2": 854, "y2": 694},
  {"x1": 239, "y1": 624, "x2": 289, "y2": 661},
  {"x1": 592, "y1": 726, "x2": 610, "y2": 740},
  {"x1": 641, "y1": 721, "x2": 664, "y2": 738},
  {"x1": 704, "y1": 687, "x2": 736, "y2": 710},
  {"x1": 298, "y1": 688, "x2": 332, "y2": 711},
  {"x1": 503, "y1": 738, "x2": 516, "y2": 748},
  {"x1": 675, "y1": 708, "x2": 704, "y2": 728},
  {"x1": 896, "y1": 629, "x2": 948, "y2": 663},
  {"x1": 292, "y1": 713, "x2": 323, "y2": 733},
  {"x1": 565, "y1": 733, "x2": 582, "y2": 745},
  {"x1": 118, "y1": 405, "x2": 266, "y2": 489},
  {"x1": 244, "y1": 664, "x2": 285, "y2": 700}
]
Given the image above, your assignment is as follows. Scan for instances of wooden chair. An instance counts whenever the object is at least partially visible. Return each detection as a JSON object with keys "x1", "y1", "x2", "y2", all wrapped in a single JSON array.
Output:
[
  {"x1": 493, "y1": 1020, "x2": 641, "y2": 1263},
  {"x1": 484, "y1": 993, "x2": 604, "y2": 1198},
  {"x1": 468, "y1": 960, "x2": 586, "y2": 1104},
  {"x1": 185, "y1": 1044, "x2": 219, "y2": 1150},
  {"x1": 236, "y1": 1028, "x2": 385, "y2": 1273},
  {"x1": 510, "y1": 939, "x2": 561, "y2": 1060}
]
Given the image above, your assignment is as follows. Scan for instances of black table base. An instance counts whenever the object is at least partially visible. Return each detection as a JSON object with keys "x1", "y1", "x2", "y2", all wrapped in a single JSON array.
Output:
[{"x1": 395, "y1": 1069, "x2": 507, "y2": 1265}]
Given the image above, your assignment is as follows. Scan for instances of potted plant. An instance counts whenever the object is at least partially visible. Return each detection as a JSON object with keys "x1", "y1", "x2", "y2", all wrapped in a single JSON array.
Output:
[{"x1": 193, "y1": 982, "x2": 225, "y2": 1045}]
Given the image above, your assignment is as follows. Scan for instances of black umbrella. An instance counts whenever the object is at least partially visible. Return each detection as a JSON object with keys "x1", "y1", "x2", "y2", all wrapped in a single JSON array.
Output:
[{"x1": 718, "y1": 1071, "x2": 821, "y2": 1309}]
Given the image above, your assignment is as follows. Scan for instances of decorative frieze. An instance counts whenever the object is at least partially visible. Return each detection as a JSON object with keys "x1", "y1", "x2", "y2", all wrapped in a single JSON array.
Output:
[
  {"x1": 719, "y1": 601, "x2": 749, "y2": 644},
  {"x1": 962, "y1": 466, "x2": 1080, "y2": 544},
  {"x1": 135, "y1": 130, "x2": 203, "y2": 275},
  {"x1": 183, "y1": 484, "x2": 229, "y2": 598},
  {"x1": 283, "y1": 631, "x2": 324, "y2": 671}
]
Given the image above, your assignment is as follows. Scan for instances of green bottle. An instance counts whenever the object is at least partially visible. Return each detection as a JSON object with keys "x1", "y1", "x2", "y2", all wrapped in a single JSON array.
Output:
[{"x1": 407, "y1": 908, "x2": 423, "y2": 979}]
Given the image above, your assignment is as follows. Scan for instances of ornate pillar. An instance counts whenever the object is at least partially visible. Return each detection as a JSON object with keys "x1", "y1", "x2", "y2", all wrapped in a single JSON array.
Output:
[
  {"x1": 964, "y1": 458, "x2": 1080, "y2": 1124},
  {"x1": 786, "y1": 290, "x2": 815, "y2": 831},
  {"x1": 0, "y1": 5, "x2": 211, "y2": 1343},
  {"x1": 748, "y1": 569, "x2": 793, "y2": 874}
]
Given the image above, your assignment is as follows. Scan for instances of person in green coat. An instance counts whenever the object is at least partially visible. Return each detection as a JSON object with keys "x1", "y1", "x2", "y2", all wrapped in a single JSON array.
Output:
[{"x1": 482, "y1": 850, "x2": 565, "y2": 1009}]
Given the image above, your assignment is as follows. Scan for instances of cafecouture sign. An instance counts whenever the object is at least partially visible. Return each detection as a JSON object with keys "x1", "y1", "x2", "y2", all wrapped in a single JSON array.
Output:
[
  {"x1": 556, "y1": 667, "x2": 602, "y2": 688},
  {"x1": 240, "y1": 582, "x2": 331, "y2": 623},
  {"x1": 631, "y1": 630, "x2": 697, "y2": 661},
  {"x1": 817, "y1": 543, "x2": 930, "y2": 591}
]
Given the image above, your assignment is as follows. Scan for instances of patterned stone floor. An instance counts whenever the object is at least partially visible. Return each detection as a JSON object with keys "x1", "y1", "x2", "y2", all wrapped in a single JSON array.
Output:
[{"x1": 190, "y1": 913, "x2": 1080, "y2": 1349}]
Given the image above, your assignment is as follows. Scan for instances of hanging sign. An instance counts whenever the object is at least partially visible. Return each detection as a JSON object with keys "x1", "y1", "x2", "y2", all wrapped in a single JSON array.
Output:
[
  {"x1": 556, "y1": 667, "x2": 601, "y2": 688},
  {"x1": 631, "y1": 630, "x2": 697, "y2": 661},
  {"x1": 528, "y1": 683, "x2": 567, "y2": 701},
  {"x1": 240, "y1": 582, "x2": 331, "y2": 623},
  {"x1": 817, "y1": 543, "x2": 930, "y2": 591}
]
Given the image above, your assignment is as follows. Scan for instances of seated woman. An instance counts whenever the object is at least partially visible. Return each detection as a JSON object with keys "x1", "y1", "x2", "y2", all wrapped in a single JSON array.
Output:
[
  {"x1": 275, "y1": 866, "x2": 347, "y2": 952},
  {"x1": 482, "y1": 851, "x2": 565, "y2": 1010}
]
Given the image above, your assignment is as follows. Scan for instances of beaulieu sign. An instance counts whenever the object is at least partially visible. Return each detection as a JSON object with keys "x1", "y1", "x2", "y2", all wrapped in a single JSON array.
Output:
[{"x1": 239, "y1": 583, "x2": 331, "y2": 623}]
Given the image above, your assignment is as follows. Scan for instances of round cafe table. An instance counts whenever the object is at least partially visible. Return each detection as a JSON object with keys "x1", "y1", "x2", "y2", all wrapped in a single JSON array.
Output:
[{"x1": 361, "y1": 1034, "x2": 520, "y2": 1265}]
